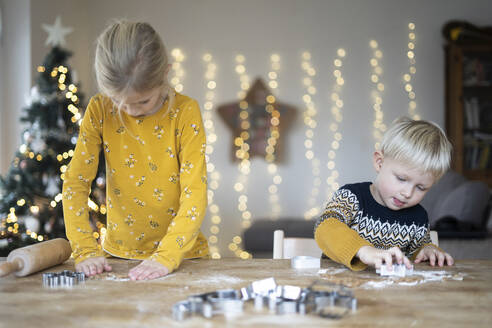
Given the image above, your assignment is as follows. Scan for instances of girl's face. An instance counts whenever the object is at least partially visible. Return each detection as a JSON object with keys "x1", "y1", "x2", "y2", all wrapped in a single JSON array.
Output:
[
  {"x1": 111, "y1": 87, "x2": 165, "y2": 117},
  {"x1": 370, "y1": 151, "x2": 435, "y2": 211}
]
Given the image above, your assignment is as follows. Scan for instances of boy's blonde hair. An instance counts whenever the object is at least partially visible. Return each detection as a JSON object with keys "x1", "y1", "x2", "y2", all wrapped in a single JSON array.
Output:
[
  {"x1": 95, "y1": 19, "x2": 171, "y2": 100},
  {"x1": 380, "y1": 117, "x2": 452, "y2": 179}
]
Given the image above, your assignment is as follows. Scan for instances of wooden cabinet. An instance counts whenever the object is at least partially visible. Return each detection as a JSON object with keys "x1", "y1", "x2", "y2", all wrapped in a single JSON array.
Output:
[{"x1": 445, "y1": 43, "x2": 492, "y2": 187}]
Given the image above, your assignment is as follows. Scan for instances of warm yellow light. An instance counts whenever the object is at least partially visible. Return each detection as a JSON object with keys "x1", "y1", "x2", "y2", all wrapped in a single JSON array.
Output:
[{"x1": 235, "y1": 54, "x2": 245, "y2": 63}]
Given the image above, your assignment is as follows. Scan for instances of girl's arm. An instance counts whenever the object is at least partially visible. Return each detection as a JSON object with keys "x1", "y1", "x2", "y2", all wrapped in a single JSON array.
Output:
[
  {"x1": 314, "y1": 188, "x2": 372, "y2": 271},
  {"x1": 62, "y1": 96, "x2": 105, "y2": 263},
  {"x1": 150, "y1": 99, "x2": 208, "y2": 272}
]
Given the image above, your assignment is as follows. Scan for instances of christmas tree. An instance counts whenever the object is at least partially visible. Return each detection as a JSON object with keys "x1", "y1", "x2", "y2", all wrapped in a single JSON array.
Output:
[{"x1": 0, "y1": 17, "x2": 107, "y2": 256}]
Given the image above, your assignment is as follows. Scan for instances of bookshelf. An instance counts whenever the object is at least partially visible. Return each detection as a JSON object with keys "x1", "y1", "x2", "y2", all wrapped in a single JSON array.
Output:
[{"x1": 445, "y1": 43, "x2": 492, "y2": 187}]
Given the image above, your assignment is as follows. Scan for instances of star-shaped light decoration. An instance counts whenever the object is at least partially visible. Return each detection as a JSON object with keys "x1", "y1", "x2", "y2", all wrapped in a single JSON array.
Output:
[
  {"x1": 218, "y1": 78, "x2": 297, "y2": 163},
  {"x1": 42, "y1": 16, "x2": 73, "y2": 47}
]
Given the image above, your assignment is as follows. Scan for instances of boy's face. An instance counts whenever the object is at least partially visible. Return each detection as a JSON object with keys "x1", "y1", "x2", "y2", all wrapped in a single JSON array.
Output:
[{"x1": 371, "y1": 151, "x2": 436, "y2": 211}]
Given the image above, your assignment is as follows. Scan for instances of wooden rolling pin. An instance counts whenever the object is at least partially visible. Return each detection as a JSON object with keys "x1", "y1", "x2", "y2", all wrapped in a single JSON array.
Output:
[{"x1": 0, "y1": 238, "x2": 72, "y2": 277}]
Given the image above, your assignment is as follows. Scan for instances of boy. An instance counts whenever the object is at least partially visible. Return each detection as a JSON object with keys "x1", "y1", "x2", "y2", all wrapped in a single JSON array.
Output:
[{"x1": 314, "y1": 117, "x2": 454, "y2": 271}]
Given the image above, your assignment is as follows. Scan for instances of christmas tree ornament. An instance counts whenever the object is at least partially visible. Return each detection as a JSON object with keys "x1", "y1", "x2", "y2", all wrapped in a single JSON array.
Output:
[
  {"x1": 45, "y1": 178, "x2": 59, "y2": 197},
  {"x1": 30, "y1": 138, "x2": 46, "y2": 153},
  {"x1": 44, "y1": 222, "x2": 53, "y2": 234},
  {"x1": 42, "y1": 16, "x2": 73, "y2": 47},
  {"x1": 24, "y1": 216, "x2": 40, "y2": 233}
]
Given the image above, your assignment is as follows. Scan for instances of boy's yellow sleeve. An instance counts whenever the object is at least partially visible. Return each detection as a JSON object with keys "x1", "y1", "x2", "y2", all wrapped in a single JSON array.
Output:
[
  {"x1": 315, "y1": 219, "x2": 372, "y2": 271},
  {"x1": 314, "y1": 188, "x2": 372, "y2": 271},
  {"x1": 62, "y1": 96, "x2": 105, "y2": 263},
  {"x1": 150, "y1": 99, "x2": 208, "y2": 272}
]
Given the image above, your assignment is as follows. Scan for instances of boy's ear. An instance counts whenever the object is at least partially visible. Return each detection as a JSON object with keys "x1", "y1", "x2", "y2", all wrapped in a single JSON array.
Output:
[{"x1": 373, "y1": 150, "x2": 384, "y2": 172}]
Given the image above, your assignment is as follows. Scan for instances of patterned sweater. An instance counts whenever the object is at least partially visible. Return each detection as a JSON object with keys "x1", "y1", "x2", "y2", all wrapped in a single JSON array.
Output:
[
  {"x1": 314, "y1": 182, "x2": 434, "y2": 271},
  {"x1": 62, "y1": 92, "x2": 209, "y2": 272}
]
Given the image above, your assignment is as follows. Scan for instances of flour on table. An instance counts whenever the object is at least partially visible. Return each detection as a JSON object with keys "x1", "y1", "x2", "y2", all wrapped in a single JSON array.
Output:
[
  {"x1": 88, "y1": 272, "x2": 129, "y2": 281},
  {"x1": 318, "y1": 267, "x2": 466, "y2": 289},
  {"x1": 360, "y1": 270, "x2": 466, "y2": 289},
  {"x1": 190, "y1": 274, "x2": 243, "y2": 286},
  {"x1": 318, "y1": 268, "x2": 348, "y2": 275},
  {"x1": 89, "y1": 272, "x2": 175, "y2": 282}
]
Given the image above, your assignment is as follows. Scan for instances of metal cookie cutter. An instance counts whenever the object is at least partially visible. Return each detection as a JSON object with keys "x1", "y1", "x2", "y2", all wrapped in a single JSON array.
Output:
[
  {"x1": 250, "y1": 284, "x2": 304, "y2": 314},
  {"x1": 377, "y1": 263, "x2": 414, "y2": 277},
  {"x1": 42, "y1": 270, "x2": 85, "y2": 288},
  {"x1": 205, "y1": 289, "x2": 243, "y2": 317},
  {"x1": 274, "y1": 285, "x2": 303, "y2": 314},
  {"x1": 173, "y1": 292, "x2": 212, "y2": 321},
  {"x1": 307, "y1": 280, "x2": 357, "y2": 318},
  {"x1": 241, "y1": 277, "x2": 277, "y2": 301},
  {"x1": 291, "y1": 256, "x2": 321, "y2": 269},
  {"x1": 173, "y1": 289, "x2": 244, "y2": 320},
  {"x1": 172, "y1": 300, "x2": 193, "y2": 321}
]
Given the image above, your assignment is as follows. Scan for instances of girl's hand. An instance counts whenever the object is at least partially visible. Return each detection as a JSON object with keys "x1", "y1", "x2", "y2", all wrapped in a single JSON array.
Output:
[
  {"x1": 128, "y1": 259, "x2": 169, "y2": 281},
  {"x1": 414, "y1": 245, "x2": 454, "y2": 267},
  {"x1": 356, "y1": 246, "x2": 413, "y2": 270},
  {"x1": 75, "y1": 256, "x2": 112, "y2": 277}
]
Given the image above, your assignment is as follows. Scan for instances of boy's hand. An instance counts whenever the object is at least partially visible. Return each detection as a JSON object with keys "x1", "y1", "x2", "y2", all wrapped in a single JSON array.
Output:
[
  {"x1": 356, "y1": 246, "x2": 413, "y2": 270},
  {"x1": 414, "y1": 245, "x2": 454, "y2": 266},
  {"x1": 128, "y1": 259, "x2": 169, "y2": 281},
  {"x1": 75, "y1": 256, "x2": 112, "y2": 277}
]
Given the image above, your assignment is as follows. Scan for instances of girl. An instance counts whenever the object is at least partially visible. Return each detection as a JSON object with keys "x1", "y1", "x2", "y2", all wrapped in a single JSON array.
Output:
[{"x1": 62, "y1": 20, "x2": 209, "y2": 281}]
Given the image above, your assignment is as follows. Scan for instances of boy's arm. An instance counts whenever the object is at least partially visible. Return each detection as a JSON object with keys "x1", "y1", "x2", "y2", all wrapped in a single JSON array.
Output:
[
  {"x1": 314, "y1": 188, "x2": 372, "y2": 271},
  {"x1": 150, "y1": 99, "x2": 208, "y2": 272},
  {"x1": 62, "y1": 96, "x2": 105, "y2": 263}
]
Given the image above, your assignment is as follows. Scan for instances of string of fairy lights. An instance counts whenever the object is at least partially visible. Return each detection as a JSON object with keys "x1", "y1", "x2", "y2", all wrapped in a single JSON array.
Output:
[
  {"x1": 170, "y1": 48, "x2": 185, "y2": 93},
  {"x1": 369, "y1": 40, "x2": 386, "y2": 150},
  {"x1": 229, "y1": 54, "x2": 252, "y2": 259},
  {"x1": 265, "y1": 54, "x2": 282, "y2": 220},
  {"x1": 5, "y1": 27, "x2": 421, "y2": 253},
  {"x1": 300, "y1": 51, "x2": 322, "y2": 220},
  {"x1": 325, "y1": 49, "x2": 346, "y2": 199},
  {"x1": 3, "y1": 64, "x2": 85, "y2": 242},
  {"x1": 405, "y1": 23, "x2": 419, "y2": 120},
  {"x1": 202, "y1": 53, "x2": 222, "y2": 260}
]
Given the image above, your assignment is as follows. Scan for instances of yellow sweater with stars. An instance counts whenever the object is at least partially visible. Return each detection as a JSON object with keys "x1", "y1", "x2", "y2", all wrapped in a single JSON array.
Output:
[{"x1": 62, "y1": 92, "x2": 209, "y2": 272}]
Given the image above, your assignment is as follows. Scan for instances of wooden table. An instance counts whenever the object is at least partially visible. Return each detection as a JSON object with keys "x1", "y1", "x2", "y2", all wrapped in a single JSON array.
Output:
[{"x1": 1, "y1": 258, "x2": 491, "y2": 327}]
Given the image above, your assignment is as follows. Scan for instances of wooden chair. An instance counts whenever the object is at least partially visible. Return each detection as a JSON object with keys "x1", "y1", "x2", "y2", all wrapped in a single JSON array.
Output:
[
  {"x1": 272, "y1": 230, "x2": 322, "y2": 259},
  {"x1": 430, "y1": 230, "x2": 439, "y2": 247}
]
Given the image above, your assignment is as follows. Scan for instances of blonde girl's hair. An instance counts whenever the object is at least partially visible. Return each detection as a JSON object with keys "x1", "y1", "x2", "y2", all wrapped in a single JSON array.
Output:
[
  {"x1": 94, "y1": 19, "x2": 175, "y2": 124},
  {"x1": 380, "y1": 117, "x2": 452, "y2": 179}
]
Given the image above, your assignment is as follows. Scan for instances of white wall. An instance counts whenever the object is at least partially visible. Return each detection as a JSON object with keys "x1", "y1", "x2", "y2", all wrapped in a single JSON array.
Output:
[
  {"x1": 6, "y1": 0, "x2": 492, "y2": 256},
  {"x1": 0, "y1": 0, "x2": 31, "y2": 174}
]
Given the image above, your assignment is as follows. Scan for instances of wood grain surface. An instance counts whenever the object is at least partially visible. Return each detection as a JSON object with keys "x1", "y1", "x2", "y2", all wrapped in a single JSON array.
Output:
[{"x1": 0, "y1": 258, "x2": 491, "y2": 327}]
